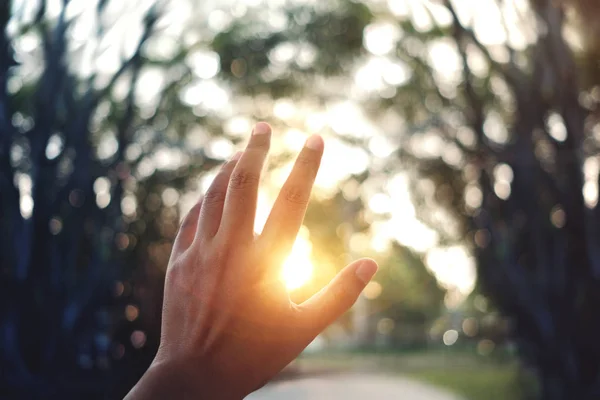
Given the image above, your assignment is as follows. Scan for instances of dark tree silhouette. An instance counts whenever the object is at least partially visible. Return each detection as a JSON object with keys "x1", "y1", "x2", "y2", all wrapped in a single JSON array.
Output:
[
  {"x1": 0, "y1": 3, "x2": 157, "y2": 397},
  {"x1": 403, "y1": 2, "x2": 600, "y2": 398},
  {"x1": 396, "y1": 2, "x2": 600, "y2": 398},
  {"x1": 0, "y1": 1, "x2": 222, "y2": 397}
]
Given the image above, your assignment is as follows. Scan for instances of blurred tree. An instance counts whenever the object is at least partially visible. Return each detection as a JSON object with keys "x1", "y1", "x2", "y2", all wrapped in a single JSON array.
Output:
[
  {"x1": 299, "y1": 193, "x2": 445, "y2": 346},
  {"x1": 392, "y1": 2, "x2": 600, "y2": 398},
  {"x1": 6, "y1": 0, "x2": 600, "y2": 398},
  {"x1": 370, "y1": 242, "x2": 445, "y2": 347},
  {"x1": 0, "y1": 1, "x2": 227, "y2": 397},
  {"x1": 289, "y1": 189, "x2": 445, "y2": 350},
  {"x1": 209, "y1": 0, "x2": 600, "y2": 398}
]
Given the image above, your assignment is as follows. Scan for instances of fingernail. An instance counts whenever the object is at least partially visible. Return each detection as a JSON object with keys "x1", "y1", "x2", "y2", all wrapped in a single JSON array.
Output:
[
  {"x1": 305, "y1": 134, "x2": 323, "y2": 151},
  {"x1": 253, "y1": 122, "x2": 271, "y2": 135},
  {"x1": 355, "y1": 260, "x2": 378, "y2": 284},
  {"x1": 231, "y1": 151, "x2": 243, "y2": 161}
]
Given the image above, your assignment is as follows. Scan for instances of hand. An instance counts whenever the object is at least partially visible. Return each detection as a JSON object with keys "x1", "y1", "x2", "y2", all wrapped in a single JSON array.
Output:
[{"x1": 125, "y1": 122, "x2": 378, "y2": 399}]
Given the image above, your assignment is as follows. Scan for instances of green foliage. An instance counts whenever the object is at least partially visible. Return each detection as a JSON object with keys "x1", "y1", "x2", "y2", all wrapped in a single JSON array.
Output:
[
  {"x1": 374, "y1": 243, "x2": 444, "y2": 324},
  {"x1": 212, "y1": 0, "x2": 372, "y2": 98}
]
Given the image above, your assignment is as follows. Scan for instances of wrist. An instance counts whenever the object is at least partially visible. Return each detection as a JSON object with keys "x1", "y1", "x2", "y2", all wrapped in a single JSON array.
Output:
[{"x1": 125, "y1": 358, "x2": 244, "y2": 400}]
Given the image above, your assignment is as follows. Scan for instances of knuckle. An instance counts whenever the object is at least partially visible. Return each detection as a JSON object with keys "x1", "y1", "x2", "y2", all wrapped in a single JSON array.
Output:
[
  {"x1": 166, "y1": 256, "x2": 188, "y2": 281},
  {"x1": 202, "y1": 189, "x2": 227, "y2": 206},
  {"x1": 199, "y1": 253, "x2": 217, "y2": 269},
  {"x1": 283, "y1": 185, "x2": 308, "y2": 206},
  {"x1": 229, "y1": 170, "x2": 260, "y2": 190},
  {"x1": 328, "y1": 282, "x2": 349, "y2": 306},
  {"x1": 200, "y1": 246, "x2": 235, "y2": 272},
  {"x1": 179, "y1": 217, "x2": 194, "y2": 232},
  {"x1": 166, "y1": 252, "x2": 200, "y2": 292},
  {"x1": 177, "y1": 222, "x2": 194, "y2": 241}
]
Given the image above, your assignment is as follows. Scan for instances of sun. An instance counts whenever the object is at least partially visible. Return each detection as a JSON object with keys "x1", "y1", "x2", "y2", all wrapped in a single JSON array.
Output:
[
  {"x1": 280, "y1": 234, "x2": 314, "y2": 291},
  {"x1": 252, "y1": 192, "x2": 314, "y2": 291}
]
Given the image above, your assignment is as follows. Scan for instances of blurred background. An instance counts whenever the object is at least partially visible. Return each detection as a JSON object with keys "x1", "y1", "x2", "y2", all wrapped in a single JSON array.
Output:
[{"x1": 2, "y1": 0, "x2": 600, "y2": 399}]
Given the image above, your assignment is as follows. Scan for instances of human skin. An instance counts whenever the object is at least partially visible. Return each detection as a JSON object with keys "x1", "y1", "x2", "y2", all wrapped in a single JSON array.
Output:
[{"x1": 125, "y1": 122, "x2": 378, "y2": 399}]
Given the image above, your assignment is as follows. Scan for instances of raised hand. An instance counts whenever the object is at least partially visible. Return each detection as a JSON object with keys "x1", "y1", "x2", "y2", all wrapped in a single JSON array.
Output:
[{"x1": 126, "y1": 122, "x2": 378, "y2": 399}]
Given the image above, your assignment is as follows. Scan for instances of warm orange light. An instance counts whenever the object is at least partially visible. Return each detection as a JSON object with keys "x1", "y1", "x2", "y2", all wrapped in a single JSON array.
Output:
[
  {"x1": 280, "y1": 233, "x2": 314, "y2": 291},
  {"x1": 251, "y1": 193, "x2": 314, "y2": 291}
]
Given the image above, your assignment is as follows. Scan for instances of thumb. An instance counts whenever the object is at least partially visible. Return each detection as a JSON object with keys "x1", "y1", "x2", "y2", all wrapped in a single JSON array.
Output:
[{"x1": 298, "y1": 258, "x2": 378, "y2": 335}]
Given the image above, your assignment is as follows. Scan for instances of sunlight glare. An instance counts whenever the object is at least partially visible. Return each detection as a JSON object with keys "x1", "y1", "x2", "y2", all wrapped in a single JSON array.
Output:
[
  {"x1": 281, "y1": 230, "x2": 314, "y2": 291},
  {"x1": 426, "y1": 246, "x2": 476, "y2": 296},
  {"x1": 363, "y1": 22, "x2": 401, "y2": 56},
  {"x1": 251, "y1": 194, "x2": 314, "y2": 292}
]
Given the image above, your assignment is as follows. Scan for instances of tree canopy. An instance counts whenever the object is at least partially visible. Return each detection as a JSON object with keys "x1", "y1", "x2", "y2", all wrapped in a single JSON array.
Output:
[{"x1": 4, "y1": 0, "x2": 600, "y2": 398}]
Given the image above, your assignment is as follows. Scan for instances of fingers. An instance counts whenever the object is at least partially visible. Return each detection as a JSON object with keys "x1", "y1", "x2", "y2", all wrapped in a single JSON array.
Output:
[
  {"x1": 196, "y1": 152, "x2": 242, "y2": 239},
  {"x1": 171, "y1": 198, "x2": 203, "y2": 256},
  {"x1": 219, "y1": 122, "x2": 271, "y2": 241},
  {"x1": 260, "y1": 135, "x2": 324, "y2": 265},
  {"x1": 297, "y1": 258, "x2": 378, "y2": 336}
]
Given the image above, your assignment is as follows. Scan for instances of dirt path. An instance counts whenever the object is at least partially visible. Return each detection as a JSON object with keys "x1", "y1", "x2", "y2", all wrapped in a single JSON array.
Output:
[{"x1": 247, "y1": 373, "x2": 465, "y2": 400}]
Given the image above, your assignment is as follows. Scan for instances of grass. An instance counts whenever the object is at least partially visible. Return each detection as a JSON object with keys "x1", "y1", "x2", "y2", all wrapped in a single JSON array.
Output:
[
  {"x1": 294, "y1": 348, "x2": 536, "y2": 400},
  {"x1": 407, "y1": 365, "x2": 526, "y2": 400}
]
